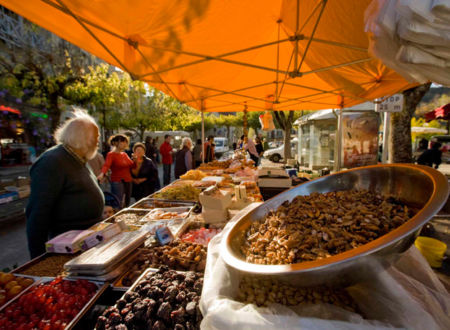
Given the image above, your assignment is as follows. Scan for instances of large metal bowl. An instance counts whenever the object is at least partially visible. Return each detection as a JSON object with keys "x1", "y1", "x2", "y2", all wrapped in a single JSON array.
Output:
[{"x1": 221, "y1": 164, "x2": 449, "y2": 287}]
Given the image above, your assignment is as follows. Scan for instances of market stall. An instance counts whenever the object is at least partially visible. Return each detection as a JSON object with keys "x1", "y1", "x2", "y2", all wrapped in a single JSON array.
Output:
[{"x1": 0, "y1": 163, "x2": 449, "y2": 329}]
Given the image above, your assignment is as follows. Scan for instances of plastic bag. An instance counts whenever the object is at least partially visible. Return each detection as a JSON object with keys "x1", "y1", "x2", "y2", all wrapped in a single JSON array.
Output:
[
  {"x1": 259, "y1": 111, "x2": 276, "y2": 131},
  {"x1": 365, "y1": 0, "x2": 450, "y2": 86},
  {"x1": 200, "y1": 203, "x2": 450, "y2": 329}
]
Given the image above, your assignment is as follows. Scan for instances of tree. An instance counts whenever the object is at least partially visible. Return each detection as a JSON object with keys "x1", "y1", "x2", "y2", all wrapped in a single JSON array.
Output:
[
  {"x1": 272, "y1": 110, "x2": 304, "y2": 162},
  {"x1": 389, "y1": 83, "x2": 432, "y2": 163},
  {"x1": 118, "y1": 83, "x2": 167, "y2": 141},
  {"x1": 213, "y1": 114, "x2": 243, "y2": 140},
  {"x1": 65, "y1": 64, "x2": 131, "y2": 140},
  {"x1": 0, "y1": 47, "x2": 91, "y2": 131}
]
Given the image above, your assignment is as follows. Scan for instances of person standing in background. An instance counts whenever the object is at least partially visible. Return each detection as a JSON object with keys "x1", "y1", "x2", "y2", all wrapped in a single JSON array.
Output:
[
  {"x1": 193, "y1": 139, "x2": 202, "y2": 168},
  {"x1": 417, "y1": 142, "x2": 442, "y2": 169},
  {"x1": 175, "y1": 138, "x2": 194, "y2": 179},
  {"x1": 159, "y1": 134, "x2": 173, "y2": 186},
  {"x1": 204, "y1": 136, "x2": 215, "y2": 163},
  {"x1": 254, "y1": 136, "x2": 264, "y2": 166},
  {"x1": 145, "y1": 136, "x2": 158, "y2": 163},
  {"x1": 154, "y1": 137, "x2": 160, "y2": 163},
  {"x1": 242, "y1": 134, "x2": 260, "y2": 165},
  {"x1": 98, "y1": 134, "x2": 135, "y2": 208},
  {"x1": 88, "y1": 151, "x2": 105, "y2": 177},
  {"x1": 131, "y1": 143, "x2": 159, "y2": 200}
]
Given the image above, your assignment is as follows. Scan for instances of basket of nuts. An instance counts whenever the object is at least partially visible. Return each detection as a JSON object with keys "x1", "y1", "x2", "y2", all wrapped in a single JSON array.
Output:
[{"x1": 221, "y1": 164, "x2": 449, "y2": 287}]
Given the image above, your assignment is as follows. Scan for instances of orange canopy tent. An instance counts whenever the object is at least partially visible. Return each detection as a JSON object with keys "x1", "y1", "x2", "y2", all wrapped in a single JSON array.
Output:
[{"x1": 0, "y1": 0, "x2": 416, "y2": 113}]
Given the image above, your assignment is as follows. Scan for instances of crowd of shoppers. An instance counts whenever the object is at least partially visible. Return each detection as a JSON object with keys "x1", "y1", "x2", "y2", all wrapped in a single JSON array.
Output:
[{"x1": 26, "y1": 112, "x2": 274, "y2": 259}]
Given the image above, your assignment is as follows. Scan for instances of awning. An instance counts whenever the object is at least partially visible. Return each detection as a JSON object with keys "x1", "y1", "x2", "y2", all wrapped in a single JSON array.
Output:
[
  {"x1": 425, "y1": 103, "x2": 450, "y2": 122},
  {"x1": 0, "y1": 0, "x2": 417, "y2": 112}
]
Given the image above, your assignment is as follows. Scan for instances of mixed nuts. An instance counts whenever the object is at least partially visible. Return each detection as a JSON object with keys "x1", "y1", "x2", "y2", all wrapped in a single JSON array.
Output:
[
  {"x1": 237, "y1": 275, "x2": 358, "y2": 313},
  {"x1": 242, "y1": 190, "x2": 413, "y2": 264}
]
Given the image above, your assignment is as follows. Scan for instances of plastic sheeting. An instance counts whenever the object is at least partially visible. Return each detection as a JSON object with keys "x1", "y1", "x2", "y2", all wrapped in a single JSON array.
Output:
[
  {"x1": 365, "y1": 0, "x2": 450, "y2": 86},
  {"x1": 200, "y1": 203, "x2": 450, "y2": 329}
]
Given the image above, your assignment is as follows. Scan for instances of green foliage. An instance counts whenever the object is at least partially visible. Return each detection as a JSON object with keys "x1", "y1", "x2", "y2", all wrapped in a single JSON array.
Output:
[{"x1": 416, "y1": 93, "x2": 450, "y2": 116}]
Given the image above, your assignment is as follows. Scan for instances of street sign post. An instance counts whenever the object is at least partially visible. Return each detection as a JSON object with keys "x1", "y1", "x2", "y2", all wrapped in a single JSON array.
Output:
[
  {"x1": 376, "y1": 94, "x2": 404, "y2": 113},
  {"x1": 375, "y1": 94, "x2": 404, "y2": 164}
]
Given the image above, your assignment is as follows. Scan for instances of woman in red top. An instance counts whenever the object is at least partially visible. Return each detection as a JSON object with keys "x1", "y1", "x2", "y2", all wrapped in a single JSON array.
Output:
[{"x1": 98, "y1": 134, "x2": 135, "y2": 208}]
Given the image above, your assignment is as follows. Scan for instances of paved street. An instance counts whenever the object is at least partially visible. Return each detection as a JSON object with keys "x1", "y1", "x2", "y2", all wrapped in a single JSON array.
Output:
[{"x1": 0, "y1": 216, "x2": 28, "y2": 271}]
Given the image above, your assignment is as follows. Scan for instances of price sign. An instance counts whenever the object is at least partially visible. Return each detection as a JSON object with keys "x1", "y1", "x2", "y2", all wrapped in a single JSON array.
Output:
[{"x1": 376, "y1": 94, "x2": 404, "y2": 113}]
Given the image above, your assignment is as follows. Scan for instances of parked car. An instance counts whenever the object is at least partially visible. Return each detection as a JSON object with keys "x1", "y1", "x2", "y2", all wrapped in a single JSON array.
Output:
[
  {"x1": 214, "y1": 137, "x2": 229, "y2": 156},
  {"x1": 263, "y1": 138, "x2": 298, "y2": 163}
]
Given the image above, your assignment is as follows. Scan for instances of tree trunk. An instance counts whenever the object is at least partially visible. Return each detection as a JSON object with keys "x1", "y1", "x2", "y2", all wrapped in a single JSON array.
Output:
[
  {"x1": 273, "y1": 111, "x2": 294, "y2": 163},
  {"x1": 389, "y1": 83, "x2": 431, "y2": 163},
  {"x1": 48, "y1": 94, "x2": 61, "y2": 135}
]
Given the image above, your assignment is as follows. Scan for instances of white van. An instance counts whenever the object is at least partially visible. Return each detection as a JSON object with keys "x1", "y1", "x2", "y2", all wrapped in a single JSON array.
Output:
[{"x1": 214, "y1": 137, "x2": 229, "y2": 156}]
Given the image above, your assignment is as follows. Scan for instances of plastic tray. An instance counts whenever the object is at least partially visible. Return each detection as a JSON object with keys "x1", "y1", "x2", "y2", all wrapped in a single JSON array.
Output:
[
  {"x1": 112, "y1": 266, "x2": 160, "y2": 290},
  {"x1": 0, "y1": 276, "x2": 40, "y2": 310},
  {"x1": 64, "y1": 231, "x2": 147, "y2": 273},
  {"x1": 129, "y1": 198, "x2": 196, "y2": 210},
  {"x1": 65, "y1": 250, "x2": 140, "y2": 281},
  {"x1": 143, "y1": 206, "x2": 193, "y2": 221},
  {"x1": 0, "y1": 277, "x2": 108, "y2": 330},
  {"x1": 12, "y1": 252, "x2": 79, "y2": 278},
  {"x1": 103, "y1": 208, "x2": 150, "y2": 227}
]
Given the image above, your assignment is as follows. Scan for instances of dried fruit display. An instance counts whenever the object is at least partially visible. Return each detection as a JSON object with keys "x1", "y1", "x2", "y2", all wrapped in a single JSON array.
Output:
[
  {"x1": 146, "y1": 209, "x2": 189, "y2": 220},
  {"x1": 117, "y1": 241, "x2": 206, "y2": 287},
  {"x1": 153, "y1": 185, "x2": 200, "y2": 201},
  {"x1": 110, "y1": 211, "x2": 149, "y2": 226},
  {"x1": 237, "y1": 276, "x2": 358, "y2": 312},
  {"x1": 97, "y1": 266, "x2": 203, "y2": 330},
  {"x1": 133, "y1": 200, "x2": 193, "y2": 210},
  {"x1": 0, "y1": 278, "x2": 98, "y2": 330},
  {"x1": 14, "y1": 254, "x2": 76, "y2": 277},
  {"x1": 0, "y1": 273, "x2": 34, "y2": 307},
  {"x1": 198, "y1": 159, "x2": 232, "y2": 170},
  {"x1": 180, "y1": 228, "x2": 221, "y2": 246},
  {"x1": 242, "y1": 190, "x2": 413, "y2": 264},
  {"x1": 180, "y1": 170, "x2": 207, "y2": 180}
]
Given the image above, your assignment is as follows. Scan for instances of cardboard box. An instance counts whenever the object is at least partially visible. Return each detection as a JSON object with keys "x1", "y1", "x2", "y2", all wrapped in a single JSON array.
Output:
[
  {"x1": 199, "y1": 188, "x2": 232, "y2": 210},
  {"x1": 80, "y1": 222, "x2": 123, "y2": 250},
  {"x1": 16, "y1": 176, "x2": 30, "y2": 187},
  {"x1": 45, "y1": 230, "x2": 89, "y2": 254},
  {"x1": 202, "y1": 208, "x2": 228, "y2": 224}
]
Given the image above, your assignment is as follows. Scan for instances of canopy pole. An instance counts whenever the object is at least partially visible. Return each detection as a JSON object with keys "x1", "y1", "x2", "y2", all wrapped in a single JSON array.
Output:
[
  {"x1": 294, "y1": 0, "x2": 300, "y2": 71},
  {"x1": 201, "y1": 100, "x2": 205, "y2": 164},
  {"x1": 243, "y1": 103, "x2": 248, "y2": 135},
  {"x1": 334, "y1": 108, "x2": 343, "y2": 172},
  {"x1": 382, "y1": 112, "x2": 390, "y2": 164}
]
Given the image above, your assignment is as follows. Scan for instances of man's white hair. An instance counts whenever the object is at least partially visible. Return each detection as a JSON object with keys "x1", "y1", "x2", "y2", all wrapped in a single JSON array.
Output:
[
  {"x1": 182, "y1": 137, "x2": 192, "y2": 148},
  {"x1": 54, "y1": 110, "x2": 98, "y2": 152}
]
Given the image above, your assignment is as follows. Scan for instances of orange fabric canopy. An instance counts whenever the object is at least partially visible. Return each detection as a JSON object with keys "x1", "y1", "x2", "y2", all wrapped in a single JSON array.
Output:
[{"x1": 0, "y1": 0, "x2": 416, "y2": 112}]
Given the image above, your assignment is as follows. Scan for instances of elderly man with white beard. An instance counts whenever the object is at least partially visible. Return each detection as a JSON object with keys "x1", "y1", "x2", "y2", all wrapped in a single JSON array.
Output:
[{"x1": 26, "y1": 110, "x2": 104, "y2": 258}]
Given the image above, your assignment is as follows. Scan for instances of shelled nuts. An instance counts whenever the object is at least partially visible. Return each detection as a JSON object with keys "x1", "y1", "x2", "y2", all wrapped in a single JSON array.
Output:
[
  {"x1": 237, "y1": 276, "x2": 358, "y2": 313},
  {"x1": 242, "y1": 190, "x2": 413, "y2": 265}
]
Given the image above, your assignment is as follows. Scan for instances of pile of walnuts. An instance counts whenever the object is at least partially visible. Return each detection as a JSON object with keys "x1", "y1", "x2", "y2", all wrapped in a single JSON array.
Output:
[{"x1": 242, "y1": 190, "x2": 412, "y2": 264}]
